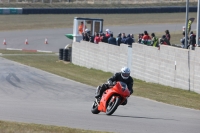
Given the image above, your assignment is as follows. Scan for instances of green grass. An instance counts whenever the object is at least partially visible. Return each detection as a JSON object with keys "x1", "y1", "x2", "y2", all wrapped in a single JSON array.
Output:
[
  {"x1": 1, "y1": 51, "x2": 200, "y2": 110},
  {"x1": 0, "y1": 120, "x2": 111, "y2": 133},
  {"x1": 0, "y1": 49, "x2": 55, "y2": 54}
]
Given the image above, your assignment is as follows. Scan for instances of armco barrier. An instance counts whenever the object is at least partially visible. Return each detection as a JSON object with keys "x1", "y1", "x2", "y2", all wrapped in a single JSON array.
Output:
[
  {"x1": 0, "y1": 8, "x2": 22, "y2": 14},
  {"x1": 22, "y1": 6, "x2": 197, "y2": 14}
]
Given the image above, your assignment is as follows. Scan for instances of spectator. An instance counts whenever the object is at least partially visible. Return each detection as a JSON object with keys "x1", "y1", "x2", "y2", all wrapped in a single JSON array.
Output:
[
  {"x1": 78, "y1": 21, "x2": 86, "y2": 35},
  {"x1": 89, "y1": 33, "x2": 94, "y2": 43},
  {"x1": 116, "y1": 33, "x2": 122, "y2": 46},
  {"x1": 188, "y1": 31, "x2": 196, "y2": 50},
  {"x1": 138, "y1": 33, "x2": 143, "y2": 43},
  {"x1": 100, "y1": 33, "x2": 107, "y2": 43},
  {"x1": 82, "y1": 32, "x2": 89, "y2": 41},
  {"x1": 105, "y1": 29, "x2": 111, "y2": 39},
  {"x1": 108, "y1": 34, "x2": 116, "y2": 45},
  {"x1": 94, "y1": 33, "x2": 101, "y2": 44},
  {"x1": 180, "y1": 31, "x2": 188, "y2": 48},
  {"x1": 125, "y1": 34, "x2": 134, "y2": 46},
  {"x1": 121, "y1": 33, "x2": 126, "y2": 44},
  {"x1": 130, "y1": 34, "x2": 135, "y2": 43},
  {"x1": 151, "y1": 33, "x2": 159, "y2": 47},
  {"x1": 160, "y1": 35, "x2": 171, "y2": 45},
  {"x1": 142, "y1": 31, "x2": 151, "y2": 45},
  {"x1": 165, "y1": 30, "x2": 171, "y2": 42}
]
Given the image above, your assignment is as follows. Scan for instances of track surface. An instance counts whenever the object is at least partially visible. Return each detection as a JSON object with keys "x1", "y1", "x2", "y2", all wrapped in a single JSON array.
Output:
[{"x1": 0, "y1": 23, "x2": 199, "y2": 133}]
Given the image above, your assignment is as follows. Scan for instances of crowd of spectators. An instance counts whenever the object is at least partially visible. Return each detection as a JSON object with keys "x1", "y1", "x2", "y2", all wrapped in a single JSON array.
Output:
[
  {"x1": 82, "y1": 29, "x2": 135, "y2": 46},
  {"x1": 82, "y1": 28, "x2": 199, "y2": 50}
]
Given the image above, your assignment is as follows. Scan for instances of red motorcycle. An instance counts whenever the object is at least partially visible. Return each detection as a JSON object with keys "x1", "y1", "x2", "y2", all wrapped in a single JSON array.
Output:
[{"x1": 91, "y1": 81, "x2": 130, "y2": 115}]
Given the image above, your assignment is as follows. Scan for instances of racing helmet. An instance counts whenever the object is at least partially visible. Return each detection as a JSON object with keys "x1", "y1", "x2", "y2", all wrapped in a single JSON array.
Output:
[{"x1": 121, "y1": 67, "x2": 130, "y2": 79}]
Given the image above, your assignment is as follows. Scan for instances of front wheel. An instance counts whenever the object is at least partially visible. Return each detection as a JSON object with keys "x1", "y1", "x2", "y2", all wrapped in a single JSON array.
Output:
[
  {"x1": 106, "y1": 96, "x2": 121, "y2": 115},
  {"x1": 91, "y1": 101, "x2": 100, "y2": 114}
]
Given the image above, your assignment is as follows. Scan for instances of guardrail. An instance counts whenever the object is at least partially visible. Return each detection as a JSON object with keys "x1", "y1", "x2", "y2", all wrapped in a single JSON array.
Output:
[
  {"x1": 0, "y1": 6, "x2": 197, "y2": 14},
  {"x1": 22, "y1": 6, "x2": 197, "y2": 14},
  {"x1": 0, "y1": 8, "x2": 22, "y2": 14}
]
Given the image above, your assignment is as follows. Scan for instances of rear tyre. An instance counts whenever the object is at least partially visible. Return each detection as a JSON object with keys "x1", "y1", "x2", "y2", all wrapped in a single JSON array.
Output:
[
  {"x1": 91, "y1": 101, "x2": 100, "y2": 114},
  {"x1": 106, "y1": 96, "x2": 121, "y2": 115}
]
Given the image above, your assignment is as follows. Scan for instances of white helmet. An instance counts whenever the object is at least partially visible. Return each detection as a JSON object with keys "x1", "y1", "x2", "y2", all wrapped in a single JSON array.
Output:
[{"x1": 121, "y1": 67, "x2": 130, "y2": 79}]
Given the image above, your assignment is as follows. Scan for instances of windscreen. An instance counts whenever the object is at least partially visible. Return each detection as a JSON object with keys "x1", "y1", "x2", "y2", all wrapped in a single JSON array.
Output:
[{"x1": 120, "y1": 82, "x2": 127, "y2": 91}]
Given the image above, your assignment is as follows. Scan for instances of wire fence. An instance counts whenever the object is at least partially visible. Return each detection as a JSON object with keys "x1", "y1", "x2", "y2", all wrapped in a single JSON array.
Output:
[{"x1": 0, "y1": 0, "x2": 198, "y2": 4}]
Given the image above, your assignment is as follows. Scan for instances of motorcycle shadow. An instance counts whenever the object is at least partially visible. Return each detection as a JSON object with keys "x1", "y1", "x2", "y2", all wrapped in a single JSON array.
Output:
[{"x1": 109, "y1": 114, "x2": 178, "y2": 121}]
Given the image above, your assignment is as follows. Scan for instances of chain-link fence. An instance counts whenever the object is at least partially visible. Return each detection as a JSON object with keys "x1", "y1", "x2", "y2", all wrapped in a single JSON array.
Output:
[{"x1": 0, "y1": 0, "x2": 198, "y2": 4}]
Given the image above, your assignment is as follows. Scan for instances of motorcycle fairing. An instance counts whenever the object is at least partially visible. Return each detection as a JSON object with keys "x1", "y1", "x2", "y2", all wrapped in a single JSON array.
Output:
[{"x1": 98, "y1": 82, "x2": 130, "y2": 112}]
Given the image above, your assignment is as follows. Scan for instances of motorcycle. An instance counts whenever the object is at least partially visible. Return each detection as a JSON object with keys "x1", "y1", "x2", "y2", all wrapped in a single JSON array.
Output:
[{"x1": 91, "y1": 81, "x2": 130, "y2": 115}]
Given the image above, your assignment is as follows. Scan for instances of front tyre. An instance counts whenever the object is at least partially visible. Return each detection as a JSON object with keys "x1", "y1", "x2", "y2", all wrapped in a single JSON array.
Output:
[
  {"x1": 106, "y1": 96, "x2": 121, "y2": 115},
  {"x1": 91, "y1": 101, "x2": 100, "y2": 114}
]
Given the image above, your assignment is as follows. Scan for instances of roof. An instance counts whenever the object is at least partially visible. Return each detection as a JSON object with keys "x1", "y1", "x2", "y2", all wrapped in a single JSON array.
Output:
[{"x1": 74, "y1": 17, "x2": 104, "y2": 21}]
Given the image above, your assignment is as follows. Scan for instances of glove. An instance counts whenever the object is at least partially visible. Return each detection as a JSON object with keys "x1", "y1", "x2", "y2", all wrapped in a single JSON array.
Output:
[{"x1": 107, "y1": 80, "x2": 113, "y2": 86}]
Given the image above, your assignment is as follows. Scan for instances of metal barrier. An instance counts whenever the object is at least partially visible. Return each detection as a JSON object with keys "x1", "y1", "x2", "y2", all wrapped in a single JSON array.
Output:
[
  {"x1": 22, "y1": 6, "x2": 197, "y2": 14},
  {"x1": 0, "y1": 8, "x2": 22, "y2": 14}
]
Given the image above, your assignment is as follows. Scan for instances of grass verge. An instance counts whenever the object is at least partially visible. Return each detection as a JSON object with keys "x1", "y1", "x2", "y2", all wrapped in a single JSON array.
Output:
[
  {"x1": 1, "y1": 50, "x2": 200, "y2": 110},
  {"x1": 0, "y1": 120, "x2": 111, "y2": 133}
]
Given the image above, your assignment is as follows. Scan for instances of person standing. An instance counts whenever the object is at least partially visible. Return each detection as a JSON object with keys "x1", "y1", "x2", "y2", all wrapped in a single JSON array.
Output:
[
  {"x1": 108, "y1": 34, "x2": 116, "y2": 45},
  {"x1": 121, "y1": 33, "x2": 126, "y2": 44},
  {"x1": 151, "y1": 33, "x2": 159, "y2": 47},
  {"x1": 142, "y1": 31, "x2": 151, "y2": 45},
  {"x1": 116, "y1": 33, "x2": 122, "y2": 46},
  {"x1": 78, "y1": 21, "x2": 86, "y2": 35},
  {"x1": 165, "y1": 30, "x2": 171, "y2": 42},
  {"x1": 180, "y1": 31, "x2": 188, "y2": 48},
  {"x1": 125, "y1": 34, "x2": 134, "y2": 46},
  {"x1": 188, "y1": 31, "x2": 196, "y2": 50},
  {"x1": 94, "y1": 33, "x2": 101, "y2": 44},
  {"x1": 105, "y1": 29, "x2": 111, "y2": 42}
]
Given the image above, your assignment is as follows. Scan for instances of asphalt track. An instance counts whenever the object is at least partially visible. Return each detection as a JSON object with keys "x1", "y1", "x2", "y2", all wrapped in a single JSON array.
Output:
[{"x1": 0, "y1": 23, "x2": 200, "y2": 133}]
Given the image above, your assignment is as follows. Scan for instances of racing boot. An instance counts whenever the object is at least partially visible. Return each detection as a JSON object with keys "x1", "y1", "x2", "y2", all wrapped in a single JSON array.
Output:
[
  {"x1": 95, "y1": 84, "x2": 108, "y2": 98},
  {"x1": 121, "y1": 99, "x2": 127, "y2": 106},
  {"x1": 95, "y1": 86, "x2": 101, "y2": 98}
]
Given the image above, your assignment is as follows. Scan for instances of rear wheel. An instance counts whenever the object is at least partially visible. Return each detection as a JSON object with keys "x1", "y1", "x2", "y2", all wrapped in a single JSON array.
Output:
[
  {"x1": 106, "y1": 96, "x2": 121, "y2": 115},
  {"x1": 91, "y1": 101, "x2": 100, "y2": 114}
]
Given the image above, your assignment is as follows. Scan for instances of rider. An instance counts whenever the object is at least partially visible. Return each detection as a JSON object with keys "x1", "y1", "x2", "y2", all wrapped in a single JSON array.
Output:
[{"x1": 95, "y1": 67, "x2": 134, "y2": 105}]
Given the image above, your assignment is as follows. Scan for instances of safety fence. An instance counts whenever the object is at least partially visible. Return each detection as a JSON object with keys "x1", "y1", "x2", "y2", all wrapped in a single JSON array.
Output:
[
  {"x1": 20, "y1": 6, "x2": 199, "y2": 14},
  {"x1": 0, "y1": 0, "x2": 198, "y2": 4},
  {"x1": 0, "y1": 8, "x2": 22, "y2": 14}
]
